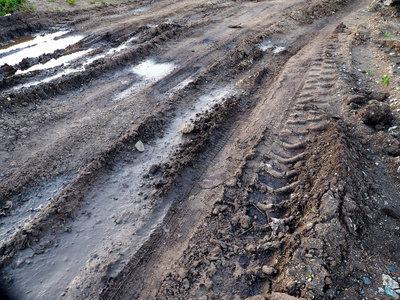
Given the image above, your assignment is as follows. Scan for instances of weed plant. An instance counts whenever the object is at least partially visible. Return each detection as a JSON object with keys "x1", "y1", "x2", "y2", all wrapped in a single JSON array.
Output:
[
  {"x1": 381, "y1": 75, "x2": 391, "y2": 86},
  {"x1": 0, "y1": 0, "x2": 28, "y2": 16}
]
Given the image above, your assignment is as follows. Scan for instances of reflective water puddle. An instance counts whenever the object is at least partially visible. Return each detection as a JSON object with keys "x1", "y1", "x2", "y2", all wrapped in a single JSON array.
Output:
[
  {"x1": 0, "y1": 31, "x2": 85, "y2": 67},
  {"x1": 132, "y1": 59, "x2": 176, "y2": 80},
  {"x1": 15, "y1": 49, "x2": 92, "y2": 75}
]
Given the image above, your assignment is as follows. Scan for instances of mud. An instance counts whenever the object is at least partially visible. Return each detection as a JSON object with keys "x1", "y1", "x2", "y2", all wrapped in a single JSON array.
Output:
[{"x1": 2, "y1": 0, "x2": 400, "y2": 299}]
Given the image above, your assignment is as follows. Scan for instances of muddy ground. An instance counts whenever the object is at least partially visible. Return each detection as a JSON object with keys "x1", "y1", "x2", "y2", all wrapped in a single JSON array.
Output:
[{"x1": 1, "y1": 0, "x2": 400, "y2": 299}]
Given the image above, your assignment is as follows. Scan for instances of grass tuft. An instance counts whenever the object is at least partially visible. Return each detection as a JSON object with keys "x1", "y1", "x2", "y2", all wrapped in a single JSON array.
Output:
[{"x1": 0, "y1": 0, "x2": 31, "y2": 16}]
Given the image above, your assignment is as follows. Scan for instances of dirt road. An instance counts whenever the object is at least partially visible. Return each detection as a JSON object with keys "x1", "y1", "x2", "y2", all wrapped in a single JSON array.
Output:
[{"x1": 1, "y1": 0, "x2": 400, "y2": 299}]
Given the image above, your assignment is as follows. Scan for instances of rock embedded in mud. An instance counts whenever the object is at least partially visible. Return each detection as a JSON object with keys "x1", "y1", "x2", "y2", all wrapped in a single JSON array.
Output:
[
  {"x1": 180, "y1": 123, "x2": 195, "y2": 134},
  {"x1": 359, "y1": 102, "x2": 393, "y2": 127},
  {"x1": 135, "y1": 140, "x2": 145, "y2": 152},
  {"x1": 270, "y1": 292, "x2": 306, "y2": 300},
  {"x1": 362, "y1": 277, "x2": 372, "y2": 285},
  {"x1": 182, "y1": 278, "x2": 190, "y2": 290},
  {"x1": 261, "y1": 266, "x2": 276, "y2": 275},
  {"x1": 382, "y1": 274, "x2": 400, "y2": 290},
  {"x1": 385, "y1": 286, "x2": 399, "y2": 299},
  {"x1": 385, "y1": 0, "x2": 400, "y2": 6}
]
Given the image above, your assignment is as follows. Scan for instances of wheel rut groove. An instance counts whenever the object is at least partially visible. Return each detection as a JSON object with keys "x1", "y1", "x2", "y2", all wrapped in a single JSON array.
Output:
[
  {"x1": 102, "y1": 2, "x2": 363, "y2": 297},
  {"x1": 0, "y1": 0, "x2": 385, "y2": 299}
]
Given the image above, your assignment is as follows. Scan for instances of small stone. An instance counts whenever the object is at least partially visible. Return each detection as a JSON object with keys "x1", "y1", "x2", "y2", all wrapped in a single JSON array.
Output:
[
  {"x1": 362, "y1": 277, "x2": 372, "y2": 285},
  {"x1": 135, "y1": 141, "x2": 145, "y2": 152},
  {"x1": 16, "y1": 259, "x2": 25, "y2": 268},
  {"x1": 383, "y1": 274, "x2": 400, "y2": 290},
  {"x1": 305, "y1": 254, "x2": 313, "y2": 258},
  {"x1": 4, "y1": 201, "x2": 13, "y2": 209},
  {"x1": 183, "y1": 278, "x2": 190, "y2": 290},
  {"x1": 385, "y1": 286, "x2": 399, "y2": 299},
  {"x1": 262, "y1": 266, "x2": 276, "y2": 275},
  {"x1": 180, "y1": 123, "x2": 195, "y2": 134}
]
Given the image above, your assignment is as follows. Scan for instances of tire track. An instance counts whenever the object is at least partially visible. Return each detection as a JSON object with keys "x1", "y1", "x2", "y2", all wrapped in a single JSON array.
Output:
[
  {"x1": 0, "y1": 0, "x2": 369, "y2": 299},
  {"x1": 107, "y1": 3, "x2": 363, "y2": 298}
]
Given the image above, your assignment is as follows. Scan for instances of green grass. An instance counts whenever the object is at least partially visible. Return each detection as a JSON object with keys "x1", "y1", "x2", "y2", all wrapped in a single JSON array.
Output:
[
  {"x1": 0, "y1": 0, "x2": 29, "y2": 16},
  {"x1": 366, "y1": 68, "x2": 374, "y2": 76},
  {"x1": 381, "y1": 75, "x2": 391, "y2": 86},
  {"x1": 66, "y1": 0, "x2": 74, "y2": 5}
]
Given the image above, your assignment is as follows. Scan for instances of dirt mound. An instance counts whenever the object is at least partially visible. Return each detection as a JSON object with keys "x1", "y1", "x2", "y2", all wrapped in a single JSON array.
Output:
[{"x1": 359, "y1": 101, "x2": 393, "y2": 127}]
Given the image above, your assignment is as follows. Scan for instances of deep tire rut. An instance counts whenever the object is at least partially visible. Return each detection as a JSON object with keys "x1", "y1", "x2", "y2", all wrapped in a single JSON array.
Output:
[
  {"x1": 2, "y1": 0, "x2": 388, "y2": 299},
  {"x1": 101, "y1": 4, "x2": 362, "y2": 297}
]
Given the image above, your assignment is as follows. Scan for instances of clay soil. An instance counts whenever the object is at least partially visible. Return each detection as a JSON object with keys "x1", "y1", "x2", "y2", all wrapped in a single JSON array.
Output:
[{"x1": 1, "y1": 0, "x2": 400, "y2": 299}]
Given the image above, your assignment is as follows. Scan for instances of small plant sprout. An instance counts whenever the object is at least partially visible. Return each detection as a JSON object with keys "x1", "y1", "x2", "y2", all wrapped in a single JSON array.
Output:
[
  {"x1": 311, "y1": 208, "x2": 316, "y2": 212},
  {"x1": 391, "y1": 104, "x2": 395, "y2": 109},
  {"x1": 26, "y1": 241, "x2": 30, "y2": 248},
  {"x1": 365, "y1": 68, "x2": 374, "y2": 76},
  {"x1": 381, "y1": 75, "x2": 391, "y2": 86},
  {"x1": 384, "y1": 32, "x2": 392, "y2": 39}
]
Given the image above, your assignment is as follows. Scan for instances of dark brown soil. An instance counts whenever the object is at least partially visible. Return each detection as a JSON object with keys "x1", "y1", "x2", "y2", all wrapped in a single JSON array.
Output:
[{"x1": 2, "y1": 0, "x2": 400, "y2": 299}]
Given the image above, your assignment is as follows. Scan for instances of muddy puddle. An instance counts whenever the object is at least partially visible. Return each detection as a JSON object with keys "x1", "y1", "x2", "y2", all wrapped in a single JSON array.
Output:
[
  {"x1": 258, "y1": 39, "x2": 286, "y2": 53},
  {"x1": 0, "y1": 173, "x2": 75, "y2": 245},
  {"x1": 15, "y1": 49, "x2": 92, "y2": 75},
  {"x1": 0, "y1": 35, "x2": 35, "y2": 51},
  {"x1": 113, "y1": 59, "x2": 177, "y2": 101},
  {"x1": 0, "y1": 31, "x2": 85, "y2": 67},
  {"x1": 9, "y1": 35, "x2": 141, "y2": 91},
  {"x1": 132, "y1": 59, "x2": 176, "y2": 79},
  {"x1": 3, "y1": 84, "x2": 235, "y2": 300}
]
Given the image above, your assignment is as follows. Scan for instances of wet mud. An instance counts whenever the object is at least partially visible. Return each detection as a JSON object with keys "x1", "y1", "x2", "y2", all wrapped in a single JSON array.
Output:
[{"x1": 2, "y1": 0, "x2": 400, "y2": 299}]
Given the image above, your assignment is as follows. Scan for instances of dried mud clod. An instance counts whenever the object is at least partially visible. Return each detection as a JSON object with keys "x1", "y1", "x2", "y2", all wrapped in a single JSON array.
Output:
[{"x1": 359, "y1": 101, "x2": 394, "y2": 127}]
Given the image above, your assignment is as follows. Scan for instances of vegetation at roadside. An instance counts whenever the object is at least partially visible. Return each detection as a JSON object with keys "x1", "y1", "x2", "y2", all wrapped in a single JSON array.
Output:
[{"x1": 0, "y1": 0, "x2": 33, "y2": 16}]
